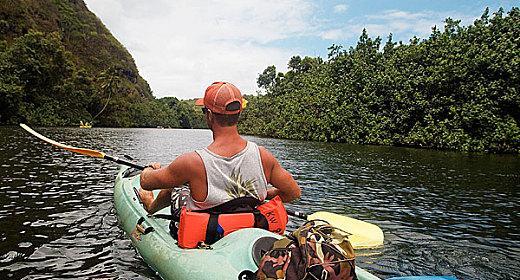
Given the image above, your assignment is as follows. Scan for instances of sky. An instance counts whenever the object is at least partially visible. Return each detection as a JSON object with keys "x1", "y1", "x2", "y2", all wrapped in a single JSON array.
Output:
[{"x1": 84, "y1": 0, "x2": 517, "y2": 99}]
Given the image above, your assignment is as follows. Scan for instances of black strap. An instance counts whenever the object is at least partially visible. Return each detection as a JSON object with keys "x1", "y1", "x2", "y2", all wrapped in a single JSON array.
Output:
[
  {"x1": 152, "y1": 214, "x2": 176, "y2": 220},
  {"x1": 205, "y1": 213, "x2": 221, "y2": 245},
  {"x1": 253, "y1": 209, "x2": 269, "y2": 230},
  {"x1": 203, "y1": 196, "x2": 261, "y2": 214}
]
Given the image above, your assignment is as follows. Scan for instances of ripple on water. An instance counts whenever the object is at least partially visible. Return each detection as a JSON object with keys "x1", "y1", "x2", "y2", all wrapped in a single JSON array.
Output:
[{"x1": 0, "y1": 251, "x2": 24, "y2": 264}]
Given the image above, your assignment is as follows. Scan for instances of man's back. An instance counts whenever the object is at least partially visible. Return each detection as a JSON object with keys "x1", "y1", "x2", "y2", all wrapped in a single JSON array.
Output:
[
  {"x1": 187, "y1": 140, "x2": 268, "y2": 210},
  {"x1": 139, "y1": 81, "x2": 300, "y2": 214}
]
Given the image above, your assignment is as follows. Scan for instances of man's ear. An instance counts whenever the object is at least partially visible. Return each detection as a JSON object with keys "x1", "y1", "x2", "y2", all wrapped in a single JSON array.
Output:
[{"x1": 205, "y1": 111, "x2": 213, "y2": 127}]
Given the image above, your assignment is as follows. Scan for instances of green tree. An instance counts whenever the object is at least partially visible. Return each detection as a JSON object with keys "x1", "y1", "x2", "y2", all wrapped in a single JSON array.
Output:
[
  {"x1": 257, "y1": 65, "x2": 277, "y2": 92},
  {"x1": 0, "y1": 30, "x2": 91, "y2": 125}
]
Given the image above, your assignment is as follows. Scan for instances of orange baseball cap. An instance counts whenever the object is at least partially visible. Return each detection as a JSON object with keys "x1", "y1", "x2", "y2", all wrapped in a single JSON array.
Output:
[{"x1": 195, "y1": 82, "x2": 245, "y2": 115}]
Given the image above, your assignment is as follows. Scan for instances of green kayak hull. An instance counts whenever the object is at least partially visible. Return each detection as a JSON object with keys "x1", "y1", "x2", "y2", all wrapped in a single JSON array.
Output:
[{"x1": 114, "y1": 166, "x2": 381, "y2": 280}]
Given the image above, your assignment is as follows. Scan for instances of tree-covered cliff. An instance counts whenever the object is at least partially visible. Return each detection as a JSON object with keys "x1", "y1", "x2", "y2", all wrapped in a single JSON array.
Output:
[{"x1": 0, "y1": 0, "x2": 203, "y2": 128}]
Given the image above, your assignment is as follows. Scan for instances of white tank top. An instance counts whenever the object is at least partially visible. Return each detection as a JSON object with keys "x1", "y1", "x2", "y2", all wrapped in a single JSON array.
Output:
[{"x1": 185, "y1": 141, "x2": 268, "y2": 210}]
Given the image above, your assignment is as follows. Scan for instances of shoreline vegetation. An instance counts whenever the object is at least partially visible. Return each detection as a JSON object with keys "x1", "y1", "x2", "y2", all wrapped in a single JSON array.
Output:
[
  {"x1": 0, "y1": 2, "x2": 518, "y2": 153},
  {"x1": 240, "y1": 8, "x2": 519, "y2": 153}
]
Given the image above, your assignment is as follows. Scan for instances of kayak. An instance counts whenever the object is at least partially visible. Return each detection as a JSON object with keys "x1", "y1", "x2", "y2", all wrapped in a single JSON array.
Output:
[{"x1": 113, "y1": 166, "x2": 382, "y2": 280}]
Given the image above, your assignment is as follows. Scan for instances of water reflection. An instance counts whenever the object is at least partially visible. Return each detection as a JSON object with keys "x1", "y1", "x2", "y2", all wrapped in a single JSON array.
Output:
[{"x1": 0, "y1": 126, "x2": 518, "y2": 279}]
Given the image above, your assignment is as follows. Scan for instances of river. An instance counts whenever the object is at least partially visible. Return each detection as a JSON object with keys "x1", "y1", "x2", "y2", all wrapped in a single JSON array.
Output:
[{"x1": 0, "y1": 126, "x2": 518, "y2": 279}]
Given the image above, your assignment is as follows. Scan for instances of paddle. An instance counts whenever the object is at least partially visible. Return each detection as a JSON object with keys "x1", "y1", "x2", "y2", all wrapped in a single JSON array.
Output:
[
  {"x1": 287, "y1": 209, "x2": 384, "y2": 249},
  {"x1": 20, "y1": 123, "x2": 384, "y2": 248}
]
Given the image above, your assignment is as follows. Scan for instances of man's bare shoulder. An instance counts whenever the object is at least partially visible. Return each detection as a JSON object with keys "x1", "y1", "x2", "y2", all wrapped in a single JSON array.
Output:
[
  {"x1": 170, "y1": 151, "x2": 203, "y2": 168},
  {"x1": 258, "y1": 145, "x2": 279, "y2": 171},
  {"x1": 161, "y1": 151, "x2": 204, "y2": 185},
  {"x1": 258, "y1": 146, "x2": 275, "y2": 160}
]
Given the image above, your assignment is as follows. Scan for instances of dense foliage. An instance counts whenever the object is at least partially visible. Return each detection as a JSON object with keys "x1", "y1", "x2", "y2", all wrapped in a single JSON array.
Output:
[
  {"x1": 0, "y1": 0, "x2": 205, "y2": 128},
  {"x1": 240, "y1": 8, "x2": 519, "y2": 153}
]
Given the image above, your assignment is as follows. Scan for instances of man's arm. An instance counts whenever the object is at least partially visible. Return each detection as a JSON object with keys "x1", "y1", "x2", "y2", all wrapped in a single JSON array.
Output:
[
  {"x1": 259, "y1": 147, "x2": 301, "y2": 203},
  {"x1": 140, "y1": 153, "x2": 196, "y2": 190},
  {"x1": 139, "y1": 188, "x2": 172, "y2": 214}
]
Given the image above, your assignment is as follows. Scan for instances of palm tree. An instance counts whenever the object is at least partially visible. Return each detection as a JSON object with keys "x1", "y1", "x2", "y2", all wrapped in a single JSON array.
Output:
[{"x1": 93, "y1": 66, "x2": 122, "y2": 119}]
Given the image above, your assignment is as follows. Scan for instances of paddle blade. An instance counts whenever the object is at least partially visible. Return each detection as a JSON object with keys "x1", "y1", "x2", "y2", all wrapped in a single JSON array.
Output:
[
  {"x1": 20, "y1": 124, "x2": 105, "y2": 158},
  {"x1": 307, "y1": 211, "x2": 384, "y2": 249}
]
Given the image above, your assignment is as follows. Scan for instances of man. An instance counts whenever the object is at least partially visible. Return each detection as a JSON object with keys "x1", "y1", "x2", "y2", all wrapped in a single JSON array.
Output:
[{"x1": 138, "y1": 82, "x2": 301, "y2": 223}]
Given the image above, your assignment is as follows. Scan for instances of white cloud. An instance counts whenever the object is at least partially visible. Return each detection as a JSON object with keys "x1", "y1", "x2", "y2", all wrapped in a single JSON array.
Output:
[
  {"x1": 320, "y1": 29, "x2": 344, "y2": 40},
  {"x1": 328, "y1": 9, "x2": 479, "y2": 42},
  {"x1": 84, "y1": 0, "x2": 313, "y2": 98},
  {"x1": 361, "y1": 10, "x2": 445, "y2": 38},
  {"x1": 367, "y1": 10, "x2": 428, "y2": 20},
  {"x1": 334, "y1": 4, "x2": 348, "y2": 14}
]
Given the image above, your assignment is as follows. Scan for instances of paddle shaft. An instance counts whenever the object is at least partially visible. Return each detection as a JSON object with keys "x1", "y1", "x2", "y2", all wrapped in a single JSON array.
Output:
[
  {"x1": 286, "y1": 209, "x2": 308, "y2": 220},
  {"x1": 104, "y1": 155, "x2": 145, "y2": 170}
]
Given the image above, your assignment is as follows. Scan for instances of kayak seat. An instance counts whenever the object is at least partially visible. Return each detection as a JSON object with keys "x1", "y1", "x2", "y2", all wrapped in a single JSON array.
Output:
[{"x1": 252, "y1": 236, "x2": 278, "y2": 266}]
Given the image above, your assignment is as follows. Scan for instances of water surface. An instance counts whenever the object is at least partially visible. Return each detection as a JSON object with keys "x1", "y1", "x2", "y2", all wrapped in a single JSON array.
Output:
[{"x1": 0, "y1": 126, "x2": 518, "y2": 279}]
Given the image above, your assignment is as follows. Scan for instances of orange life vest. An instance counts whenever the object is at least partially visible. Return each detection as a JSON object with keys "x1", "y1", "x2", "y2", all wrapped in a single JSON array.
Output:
[{"x1": 177, "y1": 196, "x2": 288, "y2": 249}]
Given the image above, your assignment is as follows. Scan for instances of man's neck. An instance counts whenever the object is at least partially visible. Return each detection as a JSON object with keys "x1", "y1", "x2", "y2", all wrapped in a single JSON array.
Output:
[
  {"x1": 208, "y1": 125, "x2": 247, "y2": 157},
  {"x1": 211, "y1": 125, "x2": 242, "y2": 143}
]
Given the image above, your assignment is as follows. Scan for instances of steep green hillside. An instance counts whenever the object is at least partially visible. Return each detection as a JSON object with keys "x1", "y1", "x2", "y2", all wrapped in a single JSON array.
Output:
[
  {"x1": 1, "y1": 0, "x2": 151, "y2": 98},
  {"x1": 0, "y1": 0, "x2": 193, "y2": 127}
]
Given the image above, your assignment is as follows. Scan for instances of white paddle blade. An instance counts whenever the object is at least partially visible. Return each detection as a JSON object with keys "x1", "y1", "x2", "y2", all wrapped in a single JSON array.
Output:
[{"x1": 307, "y1": 211, "x2": 384, "y2": 249}]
